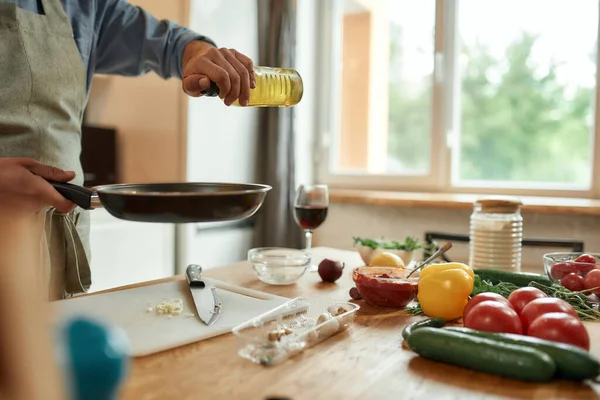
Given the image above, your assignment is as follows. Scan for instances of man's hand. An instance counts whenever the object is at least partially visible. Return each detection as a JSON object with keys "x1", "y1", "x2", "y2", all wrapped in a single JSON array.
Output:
[
  {"x1": 181, "y1": 41, "x2": 256, "y2": 106},
  {"x1": 0, "y1": 158, "x2": 76, "y2": 214}
]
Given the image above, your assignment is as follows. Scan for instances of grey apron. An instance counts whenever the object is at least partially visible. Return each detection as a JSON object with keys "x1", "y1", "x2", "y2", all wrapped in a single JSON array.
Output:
[{"x1": 0, "y1": 0, "x2": 91, "y2": 300}]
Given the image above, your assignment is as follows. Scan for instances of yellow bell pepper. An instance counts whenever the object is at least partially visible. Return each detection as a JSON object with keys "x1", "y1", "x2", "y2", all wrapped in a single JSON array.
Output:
[
  {"x1": 419, "y1": 262, "x2": 474, "y2": 280},
  {"x1": 417, "y1": 265, "x2": 474, "y2": 321}
]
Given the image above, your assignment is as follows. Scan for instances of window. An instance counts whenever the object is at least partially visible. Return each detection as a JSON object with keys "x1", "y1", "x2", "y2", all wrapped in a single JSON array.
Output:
[{"x1": 317, "y1": 0, "x2": 600, "y2": 198}]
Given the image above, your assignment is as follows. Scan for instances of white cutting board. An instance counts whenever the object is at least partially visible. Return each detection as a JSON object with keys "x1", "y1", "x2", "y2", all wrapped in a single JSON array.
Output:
[{"x1": 53, "y1": 278, "x2": 290, "y2": 357}]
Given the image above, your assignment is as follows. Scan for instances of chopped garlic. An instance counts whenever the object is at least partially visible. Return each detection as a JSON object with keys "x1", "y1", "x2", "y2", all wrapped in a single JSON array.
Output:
[
  {"x1": 148, "y1": 297, "x2": 186, "y2": 317},
  {"x1": 184, "y1": 313, "x2": 195, "y2": 318}
]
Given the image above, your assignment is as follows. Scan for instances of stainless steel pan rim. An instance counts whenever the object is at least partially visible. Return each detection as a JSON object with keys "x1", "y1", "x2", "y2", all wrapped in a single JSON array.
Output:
[{"x1": 93, "y1": 182, "x2": 273, "y2": 197}]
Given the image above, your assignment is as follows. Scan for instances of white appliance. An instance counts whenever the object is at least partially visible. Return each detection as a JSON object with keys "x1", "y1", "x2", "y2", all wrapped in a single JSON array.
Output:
[{"x1": 88, "y1": 209, "x2": 175, "y2": 292}]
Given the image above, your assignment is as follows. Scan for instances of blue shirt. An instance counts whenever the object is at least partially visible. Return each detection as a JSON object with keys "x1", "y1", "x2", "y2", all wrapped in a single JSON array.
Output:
[{"x1": 7, "y1": 0, "x2": 216, "y2": 93}]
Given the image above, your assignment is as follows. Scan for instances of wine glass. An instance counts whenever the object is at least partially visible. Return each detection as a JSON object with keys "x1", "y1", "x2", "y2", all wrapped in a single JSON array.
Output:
[{"x1": 293, "y1": 184, "x2": 329, "y2": 272}]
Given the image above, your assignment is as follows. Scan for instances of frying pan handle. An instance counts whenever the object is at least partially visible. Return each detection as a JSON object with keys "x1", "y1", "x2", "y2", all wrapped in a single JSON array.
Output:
[{"x1": 47, "y1": 180, "x2": 94, "y2": 210}]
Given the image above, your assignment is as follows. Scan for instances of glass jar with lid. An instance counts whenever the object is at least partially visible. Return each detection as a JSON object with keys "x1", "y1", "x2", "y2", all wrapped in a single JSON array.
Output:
[{"x1": 468, "y1": 197, "x2": 523, "y2": 271}]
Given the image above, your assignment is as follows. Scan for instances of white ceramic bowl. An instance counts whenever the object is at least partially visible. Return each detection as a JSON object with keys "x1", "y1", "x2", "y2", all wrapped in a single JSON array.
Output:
[{"x1": 248, "y1": 247, "x2": 311, "y2": 285}]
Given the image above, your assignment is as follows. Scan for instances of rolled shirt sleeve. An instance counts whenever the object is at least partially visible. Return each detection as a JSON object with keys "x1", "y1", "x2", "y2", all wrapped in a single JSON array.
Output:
[{"x1": 94, "y1": 0, "x2": 216, "y2": 80}]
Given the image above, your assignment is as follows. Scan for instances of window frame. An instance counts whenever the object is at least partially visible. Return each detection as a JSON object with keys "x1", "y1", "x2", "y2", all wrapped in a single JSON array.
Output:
[{"x1": 314, "y1": 0, "x2": 600, "y2": 199}]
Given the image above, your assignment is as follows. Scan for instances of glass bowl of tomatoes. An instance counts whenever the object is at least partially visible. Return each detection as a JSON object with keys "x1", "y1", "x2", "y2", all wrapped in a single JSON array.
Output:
[{"x1": 543, "y1": 252, "x2": 600, "y2": 293}]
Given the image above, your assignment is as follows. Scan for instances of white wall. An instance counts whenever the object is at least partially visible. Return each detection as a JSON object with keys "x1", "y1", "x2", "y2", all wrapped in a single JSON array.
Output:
[
  {"x1": 294, "y1": 0, "x2": 319, "y2": 186},
  {"x1": 314, "y1": 203, "x2": 600, "y2": 274}
]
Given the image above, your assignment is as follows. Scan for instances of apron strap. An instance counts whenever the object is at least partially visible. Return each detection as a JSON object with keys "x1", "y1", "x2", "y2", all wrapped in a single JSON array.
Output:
[
  {"x1": 40, "y1": 0, "x2": 70, "y2": 24},
  {"x1": 46, "y1": 209, "x2": 91, "y2": 296},
  {"x1": 61, "y1": 212, "x2": 91, "y2": 294}
]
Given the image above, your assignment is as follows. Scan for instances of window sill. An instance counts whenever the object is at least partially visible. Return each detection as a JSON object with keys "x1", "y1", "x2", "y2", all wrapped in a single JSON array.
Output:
[{"x1": 329, "y1": 189, "x2": 600, "y2": 216}]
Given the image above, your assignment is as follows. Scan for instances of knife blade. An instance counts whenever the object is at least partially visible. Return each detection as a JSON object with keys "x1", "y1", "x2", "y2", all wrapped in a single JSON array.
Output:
[{"x1": 185, "y1": 264, "x2": 222, "y2": 326}]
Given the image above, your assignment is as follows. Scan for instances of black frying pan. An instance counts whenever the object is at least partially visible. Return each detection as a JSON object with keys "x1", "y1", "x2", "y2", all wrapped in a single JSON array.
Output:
[{"x1": 47, "y1": 181, "x2": 271, "y2": 223}]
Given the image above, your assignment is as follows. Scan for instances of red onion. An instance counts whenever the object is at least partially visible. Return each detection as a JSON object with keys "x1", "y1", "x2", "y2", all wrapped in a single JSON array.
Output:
[{"x1": 318, "y1": 259, "x2": 344, "y2": 283}]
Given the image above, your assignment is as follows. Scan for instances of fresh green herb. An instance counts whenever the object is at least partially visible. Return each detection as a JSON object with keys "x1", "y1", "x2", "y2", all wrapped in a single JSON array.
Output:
[
  {"x1": 352, "y1": 237, "x2": 381, "y2": 249},
  {"x1": 352, "y1": 236, "x2": 429, "y2": 252},
  {"x1": 470, "y1": 275, "x2": 519, "y2": 297},
  {"x1": 406, "y1": 303, "x2": 423, "y2": 315}
]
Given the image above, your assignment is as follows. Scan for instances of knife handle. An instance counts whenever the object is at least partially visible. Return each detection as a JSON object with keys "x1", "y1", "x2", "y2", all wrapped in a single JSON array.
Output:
[{"x1": 185, "y1": 264, "x2": 206, "y2": 288}]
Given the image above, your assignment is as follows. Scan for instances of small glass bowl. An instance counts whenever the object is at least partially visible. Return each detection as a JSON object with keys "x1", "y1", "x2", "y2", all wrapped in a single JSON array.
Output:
[
  {"x1": 543, "y1": 252, "x2": 600, "y2": 283},
  {"x1": 352, "y1": 266, "x2": 419, "y2": 308},
  {"x1": 248, "y1": 247, "x2": 311, "y2": 285}
]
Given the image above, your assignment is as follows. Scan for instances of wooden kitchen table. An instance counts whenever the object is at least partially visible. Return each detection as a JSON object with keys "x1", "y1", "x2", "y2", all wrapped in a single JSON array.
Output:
[{"x1": 109, "y1": 247, "x2": 600, "y2": 400}]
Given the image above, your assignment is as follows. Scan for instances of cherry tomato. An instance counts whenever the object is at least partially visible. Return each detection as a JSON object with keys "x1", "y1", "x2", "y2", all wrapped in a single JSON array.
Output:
[
  {"x1": 507, "y1": 287, "x2": 548, "y2": 315},
  {"x1": 550, "y1": 262, "x2": 577, "y2": 280},
  {"x1": 528, "y1": 312, "x2": 590, "y2": 350},
  {"x1": 464, "y1": 300, "x2": 523, "y2": 335},
  {"x1": 584, "y1": 269, "x2": 600, "y2": 296},
  {"x1": 575, "y1": 254, "x2": 597, "y2": 265},
  {"x1": 572, "y1": 262, "x2": 595, "y2": 276},
  {"x1": 520, "y1": 297, "x2": 579, "y2": 333},
  {"x1": 462, "y1": 292, "x2": 513, "y2": 321},
  {"x1": 560, "y1": 273, "x2": 585, "y2": 292}
]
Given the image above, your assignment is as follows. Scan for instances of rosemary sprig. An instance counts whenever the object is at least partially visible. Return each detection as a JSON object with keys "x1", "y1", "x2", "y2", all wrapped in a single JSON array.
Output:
[{"x1": 527, "y1": 281, "x2": 600, "y2": 321}]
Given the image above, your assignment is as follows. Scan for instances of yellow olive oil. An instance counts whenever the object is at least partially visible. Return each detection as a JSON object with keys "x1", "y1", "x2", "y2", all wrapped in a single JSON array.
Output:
[{"x1": 202, "y1": 66, "x2": 303, "y2": 107}]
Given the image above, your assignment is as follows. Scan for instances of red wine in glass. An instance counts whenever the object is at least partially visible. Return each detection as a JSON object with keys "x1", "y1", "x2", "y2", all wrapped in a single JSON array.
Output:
[
  {"x1": 293, "y1": 205, "x2": 328, "y2": 230},
  {"x1": 294, "y1": 184, "x2": 329, "y2": 272}
]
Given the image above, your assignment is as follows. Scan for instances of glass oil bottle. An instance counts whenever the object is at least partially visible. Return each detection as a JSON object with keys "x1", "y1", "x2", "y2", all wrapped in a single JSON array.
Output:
[{"x1": 201, "y1": 66, "x2": 303, "y2": 107}]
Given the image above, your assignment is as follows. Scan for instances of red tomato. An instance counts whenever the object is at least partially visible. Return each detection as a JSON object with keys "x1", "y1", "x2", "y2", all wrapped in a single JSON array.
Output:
[
  {"x1": 572, "y1": 262, "x2": 595, "y2": 276},
  {"x1": 507, "y1": 287, "x2": 547, "y2": 315},
  {"x1": 462, "y1": 292, "x2": 513, "y2": 321},
  {"x1": 528, "y1": 312, "x2": 590, "y2": 350},
  {"x1": 550, "y1": 262, "x2": 577, "y2": 280},
  {"x1": 575, "y1": 254, "x2": 597, "y2": 265},
  {"x1": 584, "y1": 269, "x2": 600, "y2": 296},
  {"x1": 464, "y1": 300, "x2": 523, "y2": 335},
  {"x1": 520, "y1": 297, "x2": 579, "y2": 333},
  {"x1": 560, "y1": 273, "x2": 586, "y2": 292}
]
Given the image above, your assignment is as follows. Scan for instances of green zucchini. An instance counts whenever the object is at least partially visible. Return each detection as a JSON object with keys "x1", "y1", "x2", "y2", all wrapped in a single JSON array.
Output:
[
  {"x1": 443, "y1": 326, "x2": 600, "y2": 381},
  {"x1": 402, "y1": 318, "x2": 445, "y2": 341},
  {"x1": 474, "y1": 269, "x2": 553, "y2": 287},
  {"x1": 407, "y1": 327, "x2": 556, "y2": 382}
]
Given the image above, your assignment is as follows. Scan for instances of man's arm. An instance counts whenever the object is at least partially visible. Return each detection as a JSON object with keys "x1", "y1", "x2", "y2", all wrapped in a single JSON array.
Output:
[
  {"x1": 94, "y1": 0, "x2": 216, "y2": 80},
  {"x1": 94, "y1": 0, "x2": 255, "y2": 106}
]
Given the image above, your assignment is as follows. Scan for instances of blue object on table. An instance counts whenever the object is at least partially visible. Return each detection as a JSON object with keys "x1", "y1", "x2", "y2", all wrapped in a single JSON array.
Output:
[{"x1": 61, "y1": 317, "x2": 130, "y2": 400}]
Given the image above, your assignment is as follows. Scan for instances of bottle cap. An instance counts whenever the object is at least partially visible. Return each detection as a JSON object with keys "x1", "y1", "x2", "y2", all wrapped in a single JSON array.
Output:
[
  {"x1": 201, "y1": 81, "x2": 220, "y2": 97},
  {"x1": 475, "y1": 196, "x2": 522, "y2": 213}
]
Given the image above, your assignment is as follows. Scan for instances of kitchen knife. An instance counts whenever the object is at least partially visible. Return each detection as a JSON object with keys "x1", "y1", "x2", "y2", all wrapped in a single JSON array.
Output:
[{"x1": 185, "y1": 264, "x2": 222, "y2": 326}]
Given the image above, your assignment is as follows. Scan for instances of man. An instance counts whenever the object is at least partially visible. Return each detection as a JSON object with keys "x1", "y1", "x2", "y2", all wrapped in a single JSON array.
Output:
[{"x1": 0, "y1": 0, "x2": 255, "y2": 300}]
